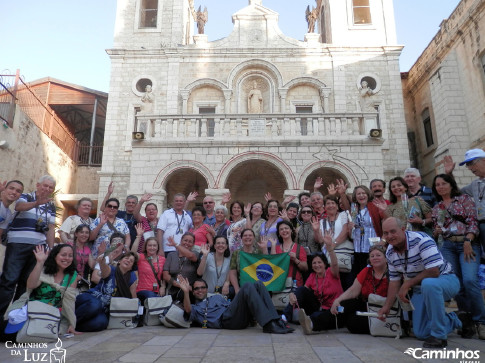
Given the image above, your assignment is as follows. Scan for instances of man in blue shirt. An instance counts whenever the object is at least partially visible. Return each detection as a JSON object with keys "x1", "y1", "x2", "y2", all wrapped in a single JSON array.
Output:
[{"x1": 180, "y1": 277, "x2": 293, "y2": 334}]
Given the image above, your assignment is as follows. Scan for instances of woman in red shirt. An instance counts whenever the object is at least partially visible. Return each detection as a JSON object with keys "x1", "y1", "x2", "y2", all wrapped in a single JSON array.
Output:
[
  {"x1": 288, "y1": 234, "x2": 344, "y2": 334},
  {"x1": 330, "y1": 244, "x2": 388, "y2": 334},
  {"x1": 131, "y1": 224, "x2": 166, "y2": 303}
]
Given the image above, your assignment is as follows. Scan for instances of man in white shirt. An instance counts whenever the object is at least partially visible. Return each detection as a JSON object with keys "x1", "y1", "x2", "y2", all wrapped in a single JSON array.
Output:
[{"x1": 157, "y1": 193, "x2": 192, "y2": 256}]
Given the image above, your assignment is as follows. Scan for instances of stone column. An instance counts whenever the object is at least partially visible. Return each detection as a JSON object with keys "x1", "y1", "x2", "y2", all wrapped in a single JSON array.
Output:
[
  {"x1": 320, "y1": 87, "x2": 331, "y2": 113},
  {"x1": 223, "y1": 90, "x2": 232, "y2": 113},
  {"x1": 278, "y1": 88, "x2": 288, "y2": 113},
  {"x1": 180, "y1": 90, "x2": 190, "y2": 115}
]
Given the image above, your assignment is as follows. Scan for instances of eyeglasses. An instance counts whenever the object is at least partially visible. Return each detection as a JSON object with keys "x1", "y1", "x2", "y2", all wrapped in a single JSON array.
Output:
[
  {"x1": 301, "y1": 210, "x2": 313, "y2": 214},
  {"x1": 193, "y1": 286, "x2": 207, "y2": 291},
  {"x1": 106, "y1": 205, "x2": 119, "y2": 209},
  {"x1": 466, "y1": 158, "x2": 482, "y2": 168}
]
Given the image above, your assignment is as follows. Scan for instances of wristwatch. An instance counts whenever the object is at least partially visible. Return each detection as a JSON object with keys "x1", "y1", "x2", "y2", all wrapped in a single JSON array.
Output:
[{"x1": 464, "y1": 237, "x2": 472, "y2": 243}]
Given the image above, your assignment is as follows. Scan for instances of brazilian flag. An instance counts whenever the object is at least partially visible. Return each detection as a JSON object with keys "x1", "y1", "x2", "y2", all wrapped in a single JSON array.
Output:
[{"x1": 239, "y1": 252, "x2": 290, "y2": 291}]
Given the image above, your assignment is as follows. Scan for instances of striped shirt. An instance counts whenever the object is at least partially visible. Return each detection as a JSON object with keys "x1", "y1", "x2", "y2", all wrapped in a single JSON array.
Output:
[
  {"x1": 8, "y1": 192, "x2": 56, "y2": 245},
  {"x1": 386, "y1": 231, "x2": 453, "y2": 281}
]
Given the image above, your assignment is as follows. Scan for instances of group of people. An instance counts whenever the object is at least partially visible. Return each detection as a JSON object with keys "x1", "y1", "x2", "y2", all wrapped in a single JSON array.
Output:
[{"x1": 0, "y1": 148, "x2": 484, "y2": 347}]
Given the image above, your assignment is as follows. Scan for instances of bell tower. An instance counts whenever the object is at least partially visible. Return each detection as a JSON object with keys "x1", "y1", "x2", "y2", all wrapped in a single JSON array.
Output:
[
  {"x1": 318, "y1": 0, "x2": 397, "y2": 46},
  {"x1": 113, "y1": 0, "x2": 194, "y2": 49}
]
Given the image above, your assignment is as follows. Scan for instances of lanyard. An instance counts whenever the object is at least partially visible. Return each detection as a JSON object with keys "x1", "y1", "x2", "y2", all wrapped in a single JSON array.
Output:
[
  {"x1": 371, "y1": 268, "x2": 387, "y2": 293},
  {"x1": 175, "y1": 211, "x2": 185, "y2": 234}
]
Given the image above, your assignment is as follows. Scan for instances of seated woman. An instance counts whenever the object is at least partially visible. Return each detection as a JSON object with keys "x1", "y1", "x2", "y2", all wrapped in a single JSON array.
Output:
[
  {"x1": 162, "y1": 233, "x2": 199, "y2": 301},
  {"x1": 287, "y1": 236, "x2": 344, "y2": 334},
  {"x1": 90, "y1": 232, "x2": 127, "y2": 285},
  {"x1": 75, "y1": 251, "x2": 138, "y2": 332},
  {"x1": 270, "y1": 220, "x2": 308, "y2": 288},
  {"x1": 330, "y1": 244, "x2": 389, "y2": 334},
  {"x1": 197, "y1": 236, "x2": 233, "y2": 299},
  {"x1": 71, "y1": 224, "x2": 95, "y2": 290},
  {"x1": 58, "y1": 197, "x2": 93, "y2": 244},
  {"x1": 189, "y1": 206, "x2": 214, "y2": 247},
  {"x1": 229, "y1": 228, "x2": 265, "y2": 295},
  {"x1": 131, "y1": 224, "x2": 166, "y2": 303},
  {"x1": 7, "y1": 244, "x2": 79, "y2": 335}
]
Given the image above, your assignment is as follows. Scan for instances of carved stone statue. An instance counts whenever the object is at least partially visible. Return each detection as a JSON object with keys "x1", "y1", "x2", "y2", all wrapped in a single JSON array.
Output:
[
  {"x1": 141, "y1": 84, "x2": 154, "y2": 103},
  {"x1": 358, "y1": 80, "x2": 376, "y2": 112},
  {"x1": 195, "y1": 6, "x2": 208, "y2": 35},
  {"x1": 305, "y1": 5, "x2": 318, "y2": 33},
  {"x1": 248, "y1": 81, "x2": 263, "y2": 113}
]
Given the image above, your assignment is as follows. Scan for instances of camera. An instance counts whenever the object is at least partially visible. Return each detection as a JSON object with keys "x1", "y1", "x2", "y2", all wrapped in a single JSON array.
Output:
[{"x1": 35, "y1": 219, "x2": 49, "y2": 233}]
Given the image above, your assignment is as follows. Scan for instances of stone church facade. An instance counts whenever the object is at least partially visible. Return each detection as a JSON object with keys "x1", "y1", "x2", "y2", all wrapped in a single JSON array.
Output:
[{"x1": 99, "y1": 0, "x2": 410, "y2": 208}]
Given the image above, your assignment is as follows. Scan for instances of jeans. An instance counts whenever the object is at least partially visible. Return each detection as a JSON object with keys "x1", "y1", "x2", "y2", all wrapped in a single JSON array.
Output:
[
  {"x1": 0, "y1": 243, "x2": 39, "y2": 317},
  {"x1": 136, "y1": 290, "x2": 158, "y2": 305},
  {"x1": 75, "y1": 293, "x2": 109, "y2": 332},
  {"x1": 411, "y1": 274, "x2": 462, "y2": 340},
  {"x1": 440, "y1": 240, "x2": 485, "y2": 324}
]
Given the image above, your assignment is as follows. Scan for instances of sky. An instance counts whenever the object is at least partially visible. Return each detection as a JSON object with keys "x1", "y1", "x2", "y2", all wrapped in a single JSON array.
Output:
[{"x1": 1, "y1": 0, "x2": 461, "y2": 93}]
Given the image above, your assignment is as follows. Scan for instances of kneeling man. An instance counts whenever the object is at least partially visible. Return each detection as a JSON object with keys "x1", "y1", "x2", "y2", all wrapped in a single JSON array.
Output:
[
  {"x1": 378, "y1": 217, "x2": 462, "y2": 348},
  {"x1": 180, "y1": 277, "x2": 293, "y2": 334}
]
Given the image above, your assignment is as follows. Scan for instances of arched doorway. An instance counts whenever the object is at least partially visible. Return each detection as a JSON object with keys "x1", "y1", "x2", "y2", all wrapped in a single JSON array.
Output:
[
  {"x1": 224, "y1": 160, "x2": 288, "y2": 204},
  {"x1": 165, "y1": 168, "x2": 208, "y2": 210},
  {"x1": 303, "y1": 167, "x2": 350, "y2": 195}
]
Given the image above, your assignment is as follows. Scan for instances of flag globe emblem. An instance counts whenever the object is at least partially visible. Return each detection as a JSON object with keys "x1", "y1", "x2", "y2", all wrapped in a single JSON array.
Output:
[{"x1": 256, "y1": 264, "x2": 274, "y2": 282}]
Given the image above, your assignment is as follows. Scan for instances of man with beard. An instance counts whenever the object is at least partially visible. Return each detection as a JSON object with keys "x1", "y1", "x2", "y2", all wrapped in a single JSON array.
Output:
[{"x1": 370, "y1": 179, "x2": 390, "y2": 209}]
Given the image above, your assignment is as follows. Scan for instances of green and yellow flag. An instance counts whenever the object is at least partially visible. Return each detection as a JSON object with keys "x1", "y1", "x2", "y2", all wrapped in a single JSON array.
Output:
[{"x1": 239, "y1": 252, "x2": 290, "y2": 291}]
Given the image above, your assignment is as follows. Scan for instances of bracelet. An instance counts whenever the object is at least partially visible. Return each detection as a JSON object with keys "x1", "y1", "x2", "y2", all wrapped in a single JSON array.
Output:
[
  {"x1": 464, "y1": 238, "x2": 472, "y2": 243},
  {"x1": 296, "y1": 260, "x2": 301, "y2": 265},
  {"x1": 135, "y1": 235, "x2": 142, "y2": 239}
]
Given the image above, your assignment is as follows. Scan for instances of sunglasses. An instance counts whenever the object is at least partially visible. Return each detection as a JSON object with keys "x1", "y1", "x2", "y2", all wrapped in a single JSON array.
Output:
[
  {"x1": 301, "y1": 210, "x2": 313, "y2": 214},
  {"x1": 466, "y1": 158, "x2": 482, "y2": 167},
  {"x1": 106, "y1": 205, "x2": 119, "y2": 209},
  {"x1": 203, "y1": 201, "x2": 214, "y2": 204},
  {"x1": 193, "y1": 286, "x2": 207, "y2": 291}
]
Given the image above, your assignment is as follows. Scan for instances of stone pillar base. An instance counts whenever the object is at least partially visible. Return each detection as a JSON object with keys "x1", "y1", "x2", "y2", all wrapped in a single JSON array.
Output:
[
  {"x1": 193, "y1": 34, "x2": 208, "y2": 45},
  {"x1": 304, "y1": 33, "x2": 320, "y2": 43}
]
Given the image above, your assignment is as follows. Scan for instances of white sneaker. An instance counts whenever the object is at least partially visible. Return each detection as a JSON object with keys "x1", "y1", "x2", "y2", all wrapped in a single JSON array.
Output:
[{"x1": 298, "y1": 309, "x2": 313, "y2": 335}]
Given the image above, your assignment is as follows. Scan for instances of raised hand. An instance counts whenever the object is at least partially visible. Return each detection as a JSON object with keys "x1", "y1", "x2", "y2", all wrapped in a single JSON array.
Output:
[
  {"x1": 327, "y1": 183, "x2": 337, "y2": 195},
  {"x1": 264, "y1": 192, "x2": 272, "y2": 202},
  {"x1": 187, "y1": 191, "x2": 198, "y2": 202},
  {"x1": 107, "y1": 182, "x2": 114, "y2": 195},
  {"x1": 167, "y1": 235, "x2": 177, "y2": 247},
  {"x1": 99, "y1": 213, "x2": 108, "y2": 225},
  {"x1": 33, "y1": 245, "x2": 49, "y2": 264},
  {"x1": 336, "y1": 179, "x2": 348, "y2": 195},
  {"x1": 314, "y1": 176, "x2": 323, "y2": 191},
  {"x1": 443, "y1": 155, "x2": 455, "y2": 175},
  {"x1": 323, "y1": 230, "x2": 333, "y2": 249},
  {"x1": 282, "y1": 195, "x2": 296, "y2": 205},
  {"x1": 135, "y1": 223, "x2": 144, "y2": 237},
  {"x1": 140, "y1": 193, "x2": 152, "y2": 203},
  {"x1": 0, "y1": 180, "x2": 6, "y2": 193},
  {"x1": 311, "y1": 216, "x2": 320, "y2": 231},
  {"x1": 244, "y1": 203, "x2": 252, "y2": 217},
  {"x1": 221, "y1": 192, "x2": 231, "y2": 205},
  {"x1": 178, "y1": 276, "x2": 191, "y2": 293},
  {"x1": 278, "y1": 209, "x2": 289, "y2": 221},
  {"x1": 200, "y1": 243, "x2": 210, "y2": 256}
]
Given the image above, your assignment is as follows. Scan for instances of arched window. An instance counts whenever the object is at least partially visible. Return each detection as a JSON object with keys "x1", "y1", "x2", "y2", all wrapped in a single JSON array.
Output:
[
  {"x1": 421, "y1": 108, "x2": 434, "y2": 148},
  {"x1": 353, "y1": 0, "x2": 372, "y2": 25}
]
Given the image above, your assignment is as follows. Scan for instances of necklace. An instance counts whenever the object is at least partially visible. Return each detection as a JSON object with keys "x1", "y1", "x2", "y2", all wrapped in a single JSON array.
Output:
[
  {"x1": 282, "y1": 242, "x2": 294, "y2": 253},
  {"x1": 263, "y1": 217, "x2": 278, "y2": 236}
]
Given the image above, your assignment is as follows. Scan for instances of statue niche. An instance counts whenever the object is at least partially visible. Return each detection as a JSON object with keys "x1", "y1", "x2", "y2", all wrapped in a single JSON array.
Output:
[{"x1": 246, "y1": 80, "x2": 265, "y2": 114}]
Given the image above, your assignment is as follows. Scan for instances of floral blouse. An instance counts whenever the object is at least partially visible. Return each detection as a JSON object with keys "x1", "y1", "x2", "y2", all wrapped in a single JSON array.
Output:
[{"x1": 431, "y1": 194, "x2": 479, "y2": 238}]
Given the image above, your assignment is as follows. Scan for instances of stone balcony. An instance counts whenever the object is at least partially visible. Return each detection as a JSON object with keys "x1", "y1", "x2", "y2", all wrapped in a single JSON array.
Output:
[{"x1": 134, "y1": 112, "x2": 380, "y2": 145}]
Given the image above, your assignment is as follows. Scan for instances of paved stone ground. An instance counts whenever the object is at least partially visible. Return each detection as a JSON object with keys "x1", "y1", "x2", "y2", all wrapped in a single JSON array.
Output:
[{"x1": 1, "y1": 325, "x2": 485, "y2": 363}]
